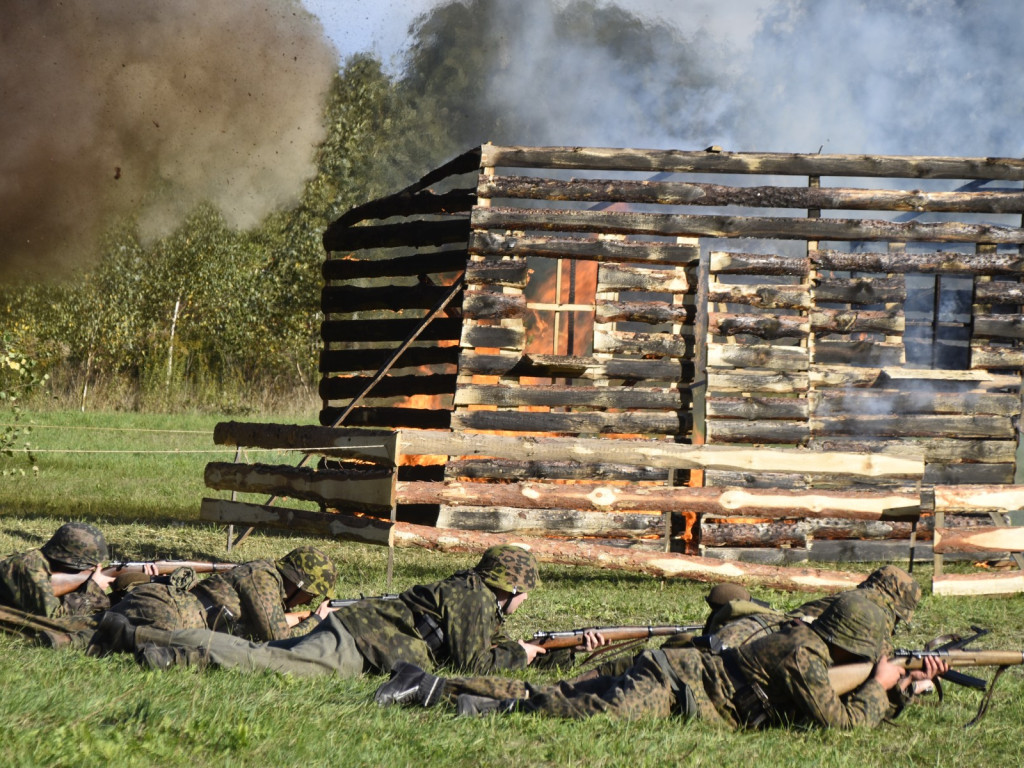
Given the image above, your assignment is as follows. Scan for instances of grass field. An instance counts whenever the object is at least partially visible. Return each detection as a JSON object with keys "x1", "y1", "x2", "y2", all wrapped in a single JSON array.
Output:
[{"x1": 1, "y1": 411, "x2": 1023, "y2": 767}]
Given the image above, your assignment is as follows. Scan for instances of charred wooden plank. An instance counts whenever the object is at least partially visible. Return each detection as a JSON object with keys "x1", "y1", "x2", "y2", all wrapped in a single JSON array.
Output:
[
  {"x1": 434, "y1": 504, "x2": 663, "y2": 538},
  {"x1": 596, "y1": 263, "x2": 692, "y2": 293},
  {"x1": 973, "y1": 313, "x2": 1024, "y2": 340},
  {"x1": 465, "y1": 257, "x2": 530, "y2": 287},
  {"x1": 813, "y1": 414, "x2": 1015, "y2": 439},
  {"x1": 461, "y1": 324, "x2": 525, "y2": 350},
  {"x1": 319, "y1": 345, "x2": 459, "y2": 374},
  {"x1": 201, "y1": 499, "x2": 394, "y2": 546},
  {"x1": 970, "y1": 344, "x2": 1024, "y2": 369},
  {"x1": 812, "y1": 276, "x2": 906, "y2": 305},
  {"x1": 479, "y1": 145, "x2": 1024, "y2": 181},
  {"x1": 813, "y1": 248, "x2": 1024, "y2": 274},
  {"x1": 469, "y1": 231, "x2": 699, "y2": 266},
  {"x1": 446, "y1": 458, "x2": 671, "y2": 482},
  {"x1": 706, "y1": 396, "x2": 809, "y2": 420},
  {"x1": 811, "y1": 389, "x2": 1020, "y2": 416},
  {"x1": 707, "y1": 370, "x2": 810, "y2": 393},
  {"x1": 593, "y1": 329, "x2": 693, "y2": 357},
  {"x1": 705, "y1": 419, "x2": 811, "y2": 444},
  {"x1": 707, "y1": 282, "x2": 810, "y2": 309},
  {"x1": 318, "y1": 407, "x2": 452, "y2": 430},
  {"x1": 472, "y1": 206, "x2": 1024, "y2": 244},
  {"x1": 450, "y1": 409, "x2": 690, "y2": 435},
  {"x1": 453, "y1": 384, "x2": 685, "y2": 409},
  {"x1": 809, "y1": 366, "x2": 884, "y2": 389},
  {"x1": 973, "y1": 280, "x2": 1024, "y2": 304},
  {"x1": 933, "y1": 525, "x2": 1024, "y2": 554},
  {"x1": 324, "y1": 217, "x2": 470, "y2": 252},
  {"x1": 457, "y1": 352, "x2": 685, "y2": 381},
  {"x1": 480, "y1": 175, "x2": 1024, "y2": 213},
  {"x1": 321, "y1": 283, "x2": 459, "y2": 313},
  {"x1": 710, "y1": 251, "x2": 810, "y2": 276},
  {"x1": 398, "y1": 430, "x2": 924, "y2": 478},
  {"x1": 462, "y1": 290, "x2": 527, "y2": 320},
  {"x1": 810, "y1": 308, "x2": 904, "y2": 334},
  {"x1": 812, "y1": 341, "x2": 905, "y2": 367},
  {"x1": 204, "y1": 462, "x2": 394, "y2": 514},
  {"x1": 595, "y1": 300, "x2": 694, "y2": 325},
  {"x1": 808, "y1": 437, "x2": 1018, "y2": 464},
  {"x1": 707, "y1": 343, "x2": 809, "y2": 370},
  {"x1": 321, "y1": 317, "x2": 463, "y2": 343},
  {"x1": 701, "y1": 519, "x2": 920, "y2": 547},
  {"x1": 924, "y1": 463, "x2": 1016, "y2": 485},
  {"x1": 213, "y1": 422, "x2": 399, "y2": 463},
  {"x1": 326, "y1": 188, "x2": 475, "y2": 231},
  {"x1": 319, "y1": 373, "x2": 457, "y2": 400},
  {"x1": 322, "y1": 249, "x2": 468, "y2": 281},
  {"x1": 708, "y1": 313, "x2": 809, "y2": 339},
  {"x1": 397, "y1": 481, "x2": 918, "y2": 519}
]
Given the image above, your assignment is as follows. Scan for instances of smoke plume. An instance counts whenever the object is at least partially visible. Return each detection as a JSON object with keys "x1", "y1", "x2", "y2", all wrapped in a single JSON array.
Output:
[{"x1": 1, "y1": 0, "x2": 337, "y2": 281}]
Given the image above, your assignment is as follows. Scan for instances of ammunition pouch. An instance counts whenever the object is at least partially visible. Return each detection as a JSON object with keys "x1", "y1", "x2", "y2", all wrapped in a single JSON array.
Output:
[{"x1": 413, "y1": 611, "x2": 445, "y2": 655}]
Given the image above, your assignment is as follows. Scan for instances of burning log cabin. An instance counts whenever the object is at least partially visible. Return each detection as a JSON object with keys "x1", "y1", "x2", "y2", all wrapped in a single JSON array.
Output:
[{"x1": 202, "y1": 144, "x2": 1024, "y2": 596}]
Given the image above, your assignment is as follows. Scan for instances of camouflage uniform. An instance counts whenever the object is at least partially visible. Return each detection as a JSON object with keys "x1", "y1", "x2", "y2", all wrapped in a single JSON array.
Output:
[
  {"x1": 105, "y1": 546, "x2": 336, "y2": 640},
  {"x1": 448, "y1": 592, "x2": 893, "y2": 730},
  {"x1": 0, "y1": 523, "x2": 110, "y2": 619},
  {"x1": 128, "y1": 545, "x2": 538, "y2": 678}
]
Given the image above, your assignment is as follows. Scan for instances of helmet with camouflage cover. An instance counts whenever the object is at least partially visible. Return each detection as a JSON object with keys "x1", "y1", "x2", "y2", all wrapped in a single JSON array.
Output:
[
  {"x1": 810, "y1": 591, "x2": 888, "y2": 662},
  {"x1": 41, "y1": 522, "x2": 109, "y2": 571},
  {"x1": 475, "y1": 545, "x2": 540, "y2": 594},
  {"x1": 858, "y1": 565, "x2": 920, "y2": 627},
  {"x1": 276, "y1": 546, "x2": 338, "y2": 597}
]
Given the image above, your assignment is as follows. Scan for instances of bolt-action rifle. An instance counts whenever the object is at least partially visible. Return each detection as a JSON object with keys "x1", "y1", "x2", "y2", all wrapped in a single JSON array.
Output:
[
  {"x1": 828, "y1": 632, "x2": 1023, "y2": 726},
  {"x1": 51, "y1": 560, "x2": 238, "y2": 597},
  {"x1": 528, "y1": 624, "x2": 704, "y2": 653}
]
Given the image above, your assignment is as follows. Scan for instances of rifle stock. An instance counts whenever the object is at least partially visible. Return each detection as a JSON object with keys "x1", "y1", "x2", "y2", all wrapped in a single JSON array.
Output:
[
  {"x1": 528, "y1": 624, "x2": 703, "y2": 650},
  {"x1": 51, "y1": 560, "x2": 238, "y2": 597},
  {"x1": 829, "y1": 649, "x2": 1024, "y2": 696}
]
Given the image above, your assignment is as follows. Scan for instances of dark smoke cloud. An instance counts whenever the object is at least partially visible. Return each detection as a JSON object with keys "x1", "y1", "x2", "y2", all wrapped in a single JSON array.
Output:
[{"x1": 1, "y1": 0, "x2": 338, "y2": 282}]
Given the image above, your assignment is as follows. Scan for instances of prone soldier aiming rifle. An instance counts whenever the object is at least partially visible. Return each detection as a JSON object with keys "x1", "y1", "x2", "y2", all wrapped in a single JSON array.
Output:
[{"x1": 51, "y1": 560, "x2": 238, "y2": 597}]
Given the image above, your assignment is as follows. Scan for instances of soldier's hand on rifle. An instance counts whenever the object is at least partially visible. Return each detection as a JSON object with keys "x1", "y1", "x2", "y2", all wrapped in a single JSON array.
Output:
[
  {"x1": 899, "y1": 655, "x2": 949, "y2": 694},
  {"x1": 314, "y1": 599, "x2": 339, "y2": 621},
  {"x1": 872, "y1": 657, "x2": 904, "y2": 690},
  {"x1": 89, "y1": 565, "x2": 117, "y2": 592},
  {"x1": 518, "y1": 640, "x2": 548, "y2": 664},
  {"x1": 142, "y1": 563, "x2": 159, "y2": 580},
  {"x1": 574, "y1": 629, "x2": 608, "y2": 652}
]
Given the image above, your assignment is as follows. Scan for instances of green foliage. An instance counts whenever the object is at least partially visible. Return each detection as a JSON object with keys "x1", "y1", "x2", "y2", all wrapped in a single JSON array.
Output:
[{"x1": 0, "y1": 333, "x2": 47, "y2": 475}]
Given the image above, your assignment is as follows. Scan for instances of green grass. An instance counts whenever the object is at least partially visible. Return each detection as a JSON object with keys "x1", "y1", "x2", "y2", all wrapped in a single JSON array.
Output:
[{"x1": 1, "y1": 411, "x2": 1023, "y2": 767}]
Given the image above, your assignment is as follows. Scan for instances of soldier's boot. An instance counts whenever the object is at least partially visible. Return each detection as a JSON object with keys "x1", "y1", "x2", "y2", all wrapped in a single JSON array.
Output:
[
  {"x1": 86, "y1": 611, "x2": 138, "y2": 656},
  {"x1": 455, "y1": 694, "x2": 518, "y2": 717},
  {"x1": 136, "y1": 643, "x2": 210, "y2": 671},
  {"x1": 374, "y1": 662, "x2": 445, "y2": 707}
]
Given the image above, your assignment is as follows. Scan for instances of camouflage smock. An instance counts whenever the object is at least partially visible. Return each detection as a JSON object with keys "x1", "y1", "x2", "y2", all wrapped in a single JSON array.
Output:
[
  {"x1": 0, "y1": 548, "x2": 110, "y2": 619},
  {"x1": 331, "y1": 569, "x2": 527, "y2": 675},
  {"x1": 730, "y1": 620, "x2": 890, "y2": 729},
  {"x1": 191, "y1": 560, "x2": 315, "y2": 641},
  {"x1": 106, "y1": 569, "x2": 208, "y2": 632}
]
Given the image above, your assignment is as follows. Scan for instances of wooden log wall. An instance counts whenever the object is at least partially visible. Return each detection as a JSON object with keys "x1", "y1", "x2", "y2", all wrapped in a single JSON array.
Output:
[
  {"x1": 310, "y1": 145, "x2": 1023, "y2": 561},
  {"x1": 318, "y1": 148, "x2": 482, "y2": 433}
]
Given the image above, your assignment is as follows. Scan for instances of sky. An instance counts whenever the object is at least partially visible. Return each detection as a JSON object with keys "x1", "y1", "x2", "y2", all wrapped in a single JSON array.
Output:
[{"x1": 301, "y1": 0, "x2": 770, "y2": 74}]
